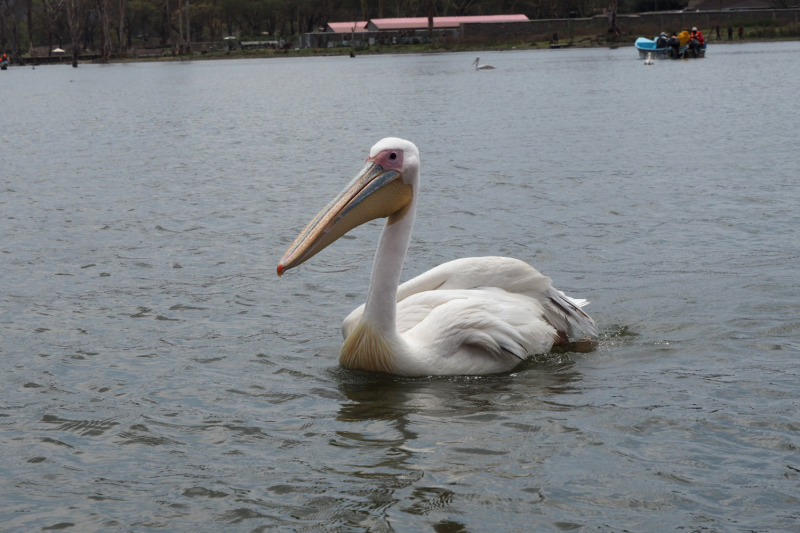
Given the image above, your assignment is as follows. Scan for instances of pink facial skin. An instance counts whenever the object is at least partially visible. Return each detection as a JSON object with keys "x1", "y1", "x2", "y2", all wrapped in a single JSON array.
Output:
[{"x1": 368, "y1": 149, "x2": 404, "y2": 172}]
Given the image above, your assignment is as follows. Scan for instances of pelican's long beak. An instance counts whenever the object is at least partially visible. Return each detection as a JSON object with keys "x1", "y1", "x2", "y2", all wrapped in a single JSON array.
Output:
[{"x1": 277, "y1": 161, "x2": 413, "y2": 276}]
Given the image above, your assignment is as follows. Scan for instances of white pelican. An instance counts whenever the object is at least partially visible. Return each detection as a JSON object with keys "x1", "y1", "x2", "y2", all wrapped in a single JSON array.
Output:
[
  {"x1": 472, "y1": 57, "x2": 495, "y2": 70},
  {"x1": 277, "y1": 138, "x2": 596, "y2": 377}
]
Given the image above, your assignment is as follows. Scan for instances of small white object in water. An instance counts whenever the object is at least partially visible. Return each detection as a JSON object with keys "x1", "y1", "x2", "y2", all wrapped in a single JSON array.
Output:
[{"x1": 645, "y1": 52, "x2": 654, "y2": 66}]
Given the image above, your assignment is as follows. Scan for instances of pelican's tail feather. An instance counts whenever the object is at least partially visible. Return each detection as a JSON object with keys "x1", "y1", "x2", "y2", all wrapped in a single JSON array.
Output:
[{"x1": 543, "y1": 288, "x2": 597, "y2": 338}]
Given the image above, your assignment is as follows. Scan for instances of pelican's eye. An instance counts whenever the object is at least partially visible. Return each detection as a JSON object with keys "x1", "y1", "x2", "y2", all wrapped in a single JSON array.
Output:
[{"x1": 389, "y1": 152, "x2": 397, "y2": 160}]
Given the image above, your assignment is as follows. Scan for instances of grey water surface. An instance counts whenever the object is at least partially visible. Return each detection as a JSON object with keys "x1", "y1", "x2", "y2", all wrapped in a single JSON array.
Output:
[{"x1": 1, "y1": 42, "x2": 799, "y2": 532}]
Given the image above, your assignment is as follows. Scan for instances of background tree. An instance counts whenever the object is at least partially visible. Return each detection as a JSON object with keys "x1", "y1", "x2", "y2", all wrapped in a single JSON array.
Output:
[
  {"x1": 118, "y1": 0, "x2": 127, "y2": 53},
  {"x1": 65, "y1": 0, "x2": 85, "y2": 65},
  {"x1": 2, "y1": 0, "x2": 715, "y2": 60},
  {"x1": 184, "y1": 0, "x2": 189, "y2": 50},
  {"x1": 0, "y1": 6, "x2": 5, "y2": 54},
  {"x1": 97, "y1": 0, "x2": 112, "y2": 59},
  {"x1": 42, "y1": 0, "x2": 65, "y2": 54},
  {"x1": 26, "y1": 0, "x2": 33, "y2": 52},
  {"x1": 568, "y1": 0, "x2": 602, "y2": 17},
  {"x1": 607, "y1": 0, "x2": 619, "y2": 36},
  {"x1": 1, "y1": 0, "x2": 22, "y2": 62}
]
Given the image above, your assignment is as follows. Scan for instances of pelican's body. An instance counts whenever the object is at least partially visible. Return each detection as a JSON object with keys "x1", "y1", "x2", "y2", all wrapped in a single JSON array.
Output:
[
  {"x1": 278, "y1": 138, "x2": 596, "y2": 377},
  {"x1": 472, "y1": 56, "x2": 495, "y2": 70}
]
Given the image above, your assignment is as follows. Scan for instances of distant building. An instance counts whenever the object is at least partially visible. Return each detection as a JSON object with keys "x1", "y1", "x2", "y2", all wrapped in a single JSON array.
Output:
[
  {"x1": 303, "y1": 14, "x2": 531, "y2": 49},
  {"x1": 239, "y1": 41, "x2": 280, "y2": 49},
  {"x1": 686, "y1": 0, "x2": 773, "y2": 10},
  {"x1": 366, "y1": 15, "x2": 529, "y2": 31},
  {"x1": 326, "y1": 22, "x2": 369, "y2": 33}
]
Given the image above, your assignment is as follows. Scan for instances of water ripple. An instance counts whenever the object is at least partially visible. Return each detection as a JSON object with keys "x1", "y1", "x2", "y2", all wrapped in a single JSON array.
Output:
[{"x1": 1, "y1": 42, "x2": 800, "y2": 532}]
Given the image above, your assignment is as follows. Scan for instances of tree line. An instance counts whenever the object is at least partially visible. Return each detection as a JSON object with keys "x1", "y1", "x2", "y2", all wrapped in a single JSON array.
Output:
[{"x1": 1, "y1": 0, "x2": 687, "y2": 64}]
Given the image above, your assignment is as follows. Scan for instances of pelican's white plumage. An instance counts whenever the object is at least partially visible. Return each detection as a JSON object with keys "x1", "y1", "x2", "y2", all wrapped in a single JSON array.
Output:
[
  {"x1": 472, "y1": 56, "x2": 495, "y2": 70},
  {"x1": 278, "y1": 138, "x2": 596, "y2": 377}
]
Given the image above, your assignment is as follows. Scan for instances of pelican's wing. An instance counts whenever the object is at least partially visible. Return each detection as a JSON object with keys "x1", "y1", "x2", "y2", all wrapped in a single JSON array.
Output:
[
  {"x1": 343, "y1": 256, "x2": 596, "y2": 339},
  {"x1": 396, "y1": 257, "x2": 551, "y2": 300},
  {"x1": 542, "y1": 287, "x2": 597, "y2": 339},
  {"x1": 398, "y1": 288, "x2": 558, "y2": 374}
]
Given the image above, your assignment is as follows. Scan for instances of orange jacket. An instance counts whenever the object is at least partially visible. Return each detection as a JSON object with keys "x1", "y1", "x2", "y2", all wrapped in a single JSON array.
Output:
[
  {"x1": 678, "y1": 30, "x2": 691, "y2": 47},
  {"x1": 693, "y1": 31, "x2": 705, "y2": 45}
]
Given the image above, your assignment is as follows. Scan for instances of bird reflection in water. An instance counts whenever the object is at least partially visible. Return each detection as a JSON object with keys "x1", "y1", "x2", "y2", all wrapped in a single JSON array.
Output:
[
  {"x1": 334, "y1": 360, "x2": 584, "y2": 424},
  {"x1": 319, "y1": 363, "x2": 584, "y2": 519}
]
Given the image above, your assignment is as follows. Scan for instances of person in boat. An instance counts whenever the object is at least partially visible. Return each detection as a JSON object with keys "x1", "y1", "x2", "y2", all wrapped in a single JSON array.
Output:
[
  {"x1": 688, "y1": 27, "x2": 705, "y2": 57},
  {"x1": 1, "y1": 53, "x2": 8, "y2": 63},
  {"x1": 656, "y1": 32, "x2": 668, "y2": 49},
  {"x1": 678, "y1": 29, "x2": 691, "y2": 48},
  {"x1": 668, "y1": 32, "x2": 681, "y2": 59}
]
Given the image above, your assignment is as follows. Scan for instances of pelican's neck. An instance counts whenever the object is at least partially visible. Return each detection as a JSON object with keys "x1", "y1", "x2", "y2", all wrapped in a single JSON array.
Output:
[{"x1": 362, "y1": 189, "x2": 417, "y2": 335}]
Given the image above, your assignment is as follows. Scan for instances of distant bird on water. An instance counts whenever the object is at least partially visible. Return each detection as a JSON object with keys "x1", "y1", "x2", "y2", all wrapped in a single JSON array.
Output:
[
  {"x1": 644, "y1": 52, "x2": 654, "y2": 65},
  {"x1": 472, "y1": 57, "x2": 495, "y2": 70}
]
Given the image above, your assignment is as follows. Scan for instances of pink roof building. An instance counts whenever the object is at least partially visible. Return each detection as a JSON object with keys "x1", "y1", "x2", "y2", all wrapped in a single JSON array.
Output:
[
  {"x1": 326, "y1": 21, "x2": 369, "y2": 33},
  {"x1": 367, "y1": 15, "x2": 529, "y2": 31}
]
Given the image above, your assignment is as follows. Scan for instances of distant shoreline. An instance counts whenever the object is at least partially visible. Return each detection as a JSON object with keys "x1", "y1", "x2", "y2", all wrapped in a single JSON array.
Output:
[
  {"x1": 107, "y1": 35, "x2": 800, "y2": 64},
  {"x1": 8, "y1": 34, "x2": 799, "y2": 67},
  {"x1": 113, "y1": 35, "x2": 800, "y2": 64}
]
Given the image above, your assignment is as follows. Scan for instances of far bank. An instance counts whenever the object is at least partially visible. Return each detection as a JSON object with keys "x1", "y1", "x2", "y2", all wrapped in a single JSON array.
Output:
[{"x1": 6, "y1": 8, "x2": 800, "y2": 68}]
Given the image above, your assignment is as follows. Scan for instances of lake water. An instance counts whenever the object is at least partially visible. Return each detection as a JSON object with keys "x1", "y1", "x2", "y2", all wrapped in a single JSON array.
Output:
[{"x1": 1, "y1": 41, "x2": 799, "y2": 532}]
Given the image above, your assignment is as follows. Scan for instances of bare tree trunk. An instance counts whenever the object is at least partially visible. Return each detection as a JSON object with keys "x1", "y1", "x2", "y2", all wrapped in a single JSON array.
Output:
[
  {"x1": 177, "y1": 0, "x2": 183, "y2": 52},
  {"x1": 97, "y1": 0, "x2": 111, "y2": 60},
  {"x1": 43, "y1": 0, "x2": 63, "y2": 55},
  {"x1": 426, "y1": 0, "x2": 432, "y2": 38},
  {"x1": 96, "y1": 0, "x2": 104, "y2": 56},
  {"x1": 184, "y1": 0, "x2": 190, "y2": 53},
  {"x1": 26, "y1": 0, "x2": 33, "y2": 54},
  {"x1": 607, "y1": 0, "x2": 619, "y2": 38},
  {"x1": 103, "y1": 0, "x2": 110, "y2": 58},
  {"x1": 118, "y1": 0, "x2": 126, "y2": 56},
  {"x1": 166, "y1": 0, "x2": 173, "y2": 52},
  {"x1": 9, "y1": 3, "x2": 21, "y2": 63},
  {"x1": 1, "y1": 7, "x2": 6, "y2": 56},
  {"x1": 65, "y1": 0, "x2": 84, "y2": 67}
]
